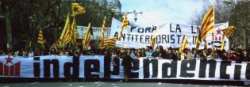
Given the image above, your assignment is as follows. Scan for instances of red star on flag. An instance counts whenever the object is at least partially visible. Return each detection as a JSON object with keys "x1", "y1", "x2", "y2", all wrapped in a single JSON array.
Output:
[
  {"x1": 216, "y1": 29, "x2": 221, "y2": 35},
  {"x1": 73, "y1": 6, "x2": 79, "y2": 12},
  {"x1": 5, "y1": 56, "x2": 13, "y2": 64}
]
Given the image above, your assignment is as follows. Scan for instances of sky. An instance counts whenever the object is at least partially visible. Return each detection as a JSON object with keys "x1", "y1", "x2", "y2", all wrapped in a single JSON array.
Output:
[{"x1": 119, "y1": 0, "x2": 216, "y2": 26}]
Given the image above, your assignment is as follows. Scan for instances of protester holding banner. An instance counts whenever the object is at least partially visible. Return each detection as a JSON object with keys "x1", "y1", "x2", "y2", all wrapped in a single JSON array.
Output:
[{"x1": 120, "y1": 49, "x2": 132, "y2": 82}]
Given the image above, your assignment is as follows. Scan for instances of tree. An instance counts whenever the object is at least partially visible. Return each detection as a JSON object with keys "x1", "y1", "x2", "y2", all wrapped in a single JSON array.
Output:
[{"x1": 0, "y1": 0, "x2": 123, "y2": 51}]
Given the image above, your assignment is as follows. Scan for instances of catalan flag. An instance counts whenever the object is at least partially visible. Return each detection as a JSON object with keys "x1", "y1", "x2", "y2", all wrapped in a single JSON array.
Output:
[
  {"x1": 220, "y1": 34, "x2": 225, "y2": 50},
  {"x1": 37, "y1": 28, "x2": 45, "y2": 49},
  {"x1": 222, "y1": 26, "x2": 236, "y2": 37},
  {"x1": 82, "y1": 23, "x2": 93, "y2": 49},
  {"x1": 179, "y1": 35, "x2": 188, "y2": 53},
  {"x1": 71, "y1": 3, "x2": 85, "y2": 16},
  {"x1": 71, "y1": 17, "x2": 77, "y2": 45},
  {"x1": 118, "y1": 13, "x2": 128, "y2": 41},
  {"x1": 200, "y1": 6, "x2": 215, "y2": 40},
  {"x1": 99, "y1": 37, "x2": 117, "y2": 48},
  {"x1": 150, "y1": 29, "x2": 158, "y2": 48},
  {"x1": 100, "y1": 16, "x2": 106, "y2": 49},
  {"x1": 59, "y1": 14, "x2": 71, "y2": 44}
]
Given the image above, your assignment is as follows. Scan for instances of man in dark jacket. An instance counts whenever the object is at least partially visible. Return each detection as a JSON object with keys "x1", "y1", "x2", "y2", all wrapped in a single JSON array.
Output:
[
  {"x1": 163, "y1": 47, "x2": 177, "y2": 60},
  {"x1": 120, "y1": 49, "x2": 132, "y2": 82}
]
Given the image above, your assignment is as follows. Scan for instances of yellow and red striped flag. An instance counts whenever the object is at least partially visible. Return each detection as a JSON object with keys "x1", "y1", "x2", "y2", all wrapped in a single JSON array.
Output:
[
  {"x1": 99, "y1": 37, "x2": 117, "y2": 48},
  {"x1": 71, "y1": 3, "x2": 85, "y2": 16},
  {"x1": 200, "y1": 6, "x2": 215, "y2": 40},
  {"x1": 71, "y1": 17, "x2": 77, "y2": 45},
  {"x1": 179, "y1": 35, "x2": 188, "y2": 53},
  {"x1": 222, "y1": 26, "x2": 236, "y2": 37},
  {"x1": 37, "y1": 28, "x2": 45, "y2": 49},
  {"x1": 82, "y1": 23, "x2": 93, "y2": 49},
  {"x1": 60, "y1": 14, "x2": 71, "y2": 44},
  {"x1": 100, "y1": 16, "x2": 106, "y2": 49},
  {"x1": 118, "y1": 13, "x2": 128, "y2": 41},
  {"x1": 150, "y1": 29, "x2": 158, "y2": 48}
]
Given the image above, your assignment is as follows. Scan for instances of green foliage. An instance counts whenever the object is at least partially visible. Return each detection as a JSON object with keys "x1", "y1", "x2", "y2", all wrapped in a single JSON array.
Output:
[{"x1": 1, "y1": 0, "x2": 122, "y2": 50}]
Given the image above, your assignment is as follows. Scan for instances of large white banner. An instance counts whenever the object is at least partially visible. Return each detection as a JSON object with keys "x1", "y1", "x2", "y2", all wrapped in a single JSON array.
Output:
[
  {"x1": 1, "y1": 56, "x2": 250, "y2": 81},
  {"x1": 110, "y1": 18, "x2": 229, "y2": 50}
]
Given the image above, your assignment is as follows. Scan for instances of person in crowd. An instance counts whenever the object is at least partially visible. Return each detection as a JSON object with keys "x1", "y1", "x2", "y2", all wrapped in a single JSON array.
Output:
[
  {"x1": 128, "y1": 49, "x2": 136, "y2": 59},
  {"x1": 243, "y1": 49, "x2": 250, "y2": 62},
  {"x1": 191, "y1": 48, "x2": 197, "y2": 58},
  {"x1": 195, "y1": 50, "x2": 206, "y2": 60},
  {"x1": 136, "y1": 51, "x2": 142, "y2": 58},
  {"x1": 215, "y1": 50, "x2": 227, "y2": 61},
  {"x1": 49, "y1": 48, "x2": 57, "y2": 55},
  {"x1": 203, "y1": 48, "x2": 208, "y2": 57},
  {"x1": 207, "y1": 50, "x2": 217, "y2": 60},
  {"x1": 152, "y1": 48, "x2": 161, "y2": 58},
  {"x1": 68, "y1": 48, "x2": 75, "y2": 56},
  {"x1": 111, "y1": 51, "x2": 119, "y2": 66},
  {"x1": 163, "y1": 47, "x2": 177, "y2": 60},
  {"x1": 120, "y1": 49, "x2": 132, "y2": 82},
  {"x1": 174, "y1": 48, "x2": 181, "y2": 60},
  {"x1": 140, "y1": 48, "x2": 146, "y2": 57},
  {"x1": 180, "y1": 48, "x2": 192, "y2": 60},
  {"x1": 158, "y1": 45, "x2": 165, "y2": 58},
  {"x1": 6, "y1": 48, "x2": 12, "y2": 56},
  {"x1": 26, "y1": 47, "x2": 34, "y2": 57},
  {"x1": 36, "y1": 49, "x2": 45, "y2": 56},
  {"x1": 227, "y1": 48, "x2": 235, "y2": 61},
  {"x1": 234, "y1": 48, "x2": 244, "y2": 62},
  {"x1": 17, "y1": 48, "x2": 25, "y2": 57},
  {"x1": 0, "y1": 50, "x2": 4, "y2": 56},
  {"x1": 145, "y1": 46, "x2": 153, "y2": 57},
  {"x1": 57, "y1": 48, "x2": 62, "y2": 55},
  {"x1": 59, "y1": 48, "x2": 67, "y2": 56},
  {"x1": 73, "y1": 49, "x2": 81, "y2": 57}
]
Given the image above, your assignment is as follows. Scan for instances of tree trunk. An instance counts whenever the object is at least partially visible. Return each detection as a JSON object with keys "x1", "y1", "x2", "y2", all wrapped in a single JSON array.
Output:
[{"x1": 5, "y1": 6, "x2": 12, "y2": 49}]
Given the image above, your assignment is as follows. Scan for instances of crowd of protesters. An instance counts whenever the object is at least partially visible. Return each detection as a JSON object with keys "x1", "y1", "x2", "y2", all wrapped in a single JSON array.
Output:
[{"x1": 0, "y1": 45, "x2": 249, "y2": 62}]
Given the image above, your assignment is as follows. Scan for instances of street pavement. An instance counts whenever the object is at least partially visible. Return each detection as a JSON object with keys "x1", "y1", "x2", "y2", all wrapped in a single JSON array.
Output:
[{"x1": 0, "y1": 82, "x2": 241, "y2": 87}]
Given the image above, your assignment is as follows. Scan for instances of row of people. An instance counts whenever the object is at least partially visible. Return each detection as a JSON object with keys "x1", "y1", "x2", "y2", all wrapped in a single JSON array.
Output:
[
  {"x1": 0, "y1": 46, "x2": 249, "y2": 62},
  {"x1": 111, "y1": 46, "x2": 250, "y2": 62}
]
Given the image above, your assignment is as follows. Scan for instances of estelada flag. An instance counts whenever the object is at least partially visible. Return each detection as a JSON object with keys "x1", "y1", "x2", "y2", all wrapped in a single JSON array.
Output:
[
  {"x1": 72, "y1": 3, "x2": 85, "y2": 16},
  {"x1": 222, "y1": 26, "x2": 236, "y2": 37}
]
